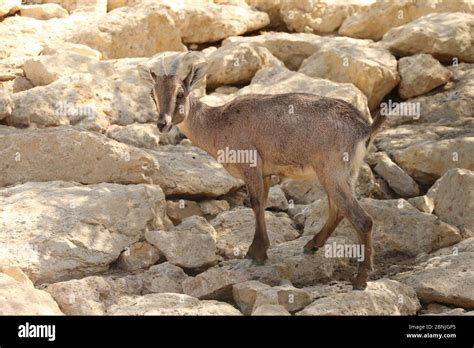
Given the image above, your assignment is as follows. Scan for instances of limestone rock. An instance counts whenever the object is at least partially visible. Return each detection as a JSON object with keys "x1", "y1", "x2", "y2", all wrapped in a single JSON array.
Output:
[
  {"x1": 0, "y1": 181, "x2": 166, "y2": 283},
  {"x1": 296, "y1": 279, "x2": 420, "y2": 315},
  {"x1": 252, "y1": 304, "x2": 291, "y2": 316},
  {"x1": 198, "y1": 200, "x2": 230, "y2": 218},
  {"x1": 166, "y1": 200, "x2": 203, "y2": 225},
  {"x1": 398, "y1": 53, "x2": 452, "y2": 99},
  {"x1": 141, "y1": 262, "x2": 189, "y2": 295},
  {"x1": 372, "y1": 152, "x2": 420, "y2": 197},
  {"x1": 107, "y1": 293, "x2": 242, "y2": 315},
  {"x1": 202, "y1": 66, "x2": 371, "y2": 121},
  {"x1": 206, "y1": 42, "x2": 283, "y2": 88},
  {"x1": 0, "y1": 90, "x2": 13, "y2": 120},
  {"x1": 382, "y1": 12, "x2": 474, "y2": 63},
  {"x1": 426, "y1": 168, "x2": 474, "y2": 237},
  {"x1": 407, "y1": 195, "x2": 434, "y2": 214},
  {"x1": 8, "y1": 73, "x2": 157, "y2": 130},
  {"x1": 20, "y1": 4, "x2": 69, "y2": 20},
  {"x1": 267, "y1": 236, "x2": 347, "y2": 286},
  {"x1": 395, "y1": 253, "x2": 474, "y2": 309},
  {"x1": 210, "y1": 207, "x2": 300, "y2": 259},
  {"x1": 26, "y1": 0, "x2": 107, "y2": 13},
  {"x1": 299, "y1": 45, "x2": 399, "y2": 109},
  {"x1": 182, "y1": 267, "x2": 247, "y2": 300},
  {"x1": 65, "y1": 4, "x2": 185, "y2": 59},
  {"x1": 267, "y1": 185, "x2": 289, "y2": 211},
  {"x1": 233, "y1": 280, "x2": 311, "y2": 314},
  {"x1": 305, "y1": 198, "x2": 462, "y2": 257},
  {"x1": 116, "y1": 242, "x2": 162, "y2": 272},
  {"x1": 0, "y1": 126, "x2": 161, "y2": 186},
  {"x1": 159, "y1": 1, "x2": 269, "y2": 44},
  {"x1": 148, "y1": 145, "x2": 243, "y2": 197},
  {"x1": 42, "y1": 42, "x2": 102, "y2": 59},
  {"x1": 375, "y1": 125, "x2": 474, "y2": 185},
  {"x1": 339, "y1": 0, "x2": 474, "y2": 41},
  {"x1": 0, "y1": 0, "x2": 20, "y2": 17},
  {"x1": 281, "y1": 0, "x2": 372, "y2": 34},
  {"x1": 0, "y1": 272, "x2": 63, "y2": 315},
  {"x1": 223, "y1": 32, "x2": 374, "y2": 70},
  {"x1": 145, "y1": 216, "x2": 218, "y2": 270},
  {"x1": 105, "y1": 124, "x2": 161, "y2": 150}
]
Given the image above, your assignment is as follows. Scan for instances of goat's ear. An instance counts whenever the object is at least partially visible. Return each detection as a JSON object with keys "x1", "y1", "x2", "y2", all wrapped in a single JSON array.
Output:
[
  {"x1": 184, "y1": 62, "x2": 207, "y2": 91},
  {"x1": 138, "y1": 65, "x2": 157, "y2": 87}
]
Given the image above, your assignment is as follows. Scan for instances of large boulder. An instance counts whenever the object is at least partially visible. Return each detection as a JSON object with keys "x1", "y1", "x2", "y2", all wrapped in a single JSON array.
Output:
[
  {"x1": 206, "y1": 42, "x2": 283, "y2": 88},
  {"x1": 0, "y1": 126, "x2": 161, "y2": 187},
  {"x1": 145, "y1": 216, "x2": 218, "y2": 270},
  {"x1": 202, "y1": 66, "x2": 371, "y2": 121},
  {"x1": 280, "y1": 0, "x2": 372, "y2": 34},
  {"x1": 211, "y1": 207, "x2": 300, "y2": 259},
  {"x1": 107, "y1": 293, "x2": 242, "y2": 315},
  {"x1": 339, "y1": 0, "x2": 473, "y2": 41},
  {"x1": 0, "y1": 270, "x2": 63, "y2": 315},
  {"x1": 375, "y1": 125, "x2": 474, "y2": 186},
  {"x1": 246, "y1": 0, "x2": 285, "y2": 29},
  {"x1": 22, "y1": 51, "x2": 111, "y2": 86},
  {"x1": 8, "y1": 73, "x2": 156, "y2": 130},
  {"x1": 398, "y1": 64, "x2": 473, "y2": 126},
  {"x1": 20, "y1": 4, "x2": 69, "y2": 20},
  {"x1": 395, "y1": 253, "x2": 474, "y2": 309},
  {"x1": 162, "y1": 0, "x2": 269, "y2": 44},
  {"x1": 382, "y1": 12, "x2": 474, "y2": 63},
  {"x1": 223, "y1": 32, "x2": 374, "y2": 70},
  {"x1": 105, "y1": 124, "x2": 161, "y2": 151},
  {"x1": 296, "y1": 279, "x2": 420, "y2": 315},
  {"x1": 299, "y1": 45, "x2": 399, "y2": 109},
  {"x1": 398, "y1": 53, "x2": 452, "y2": 99},
  {"x1": 148, "y1": 145, "x2": 243, "y2": 197},
  {"x1": 64, "y1": 4, "x2": 185, "y2": 59},
  {"x1": 0, "y1": 0, "x2": 20, "y2": 17},
  {"x1": 116, "y1": 242, "x2": 162, "y2": 272},
  {"x1": 266, "y1": 236, "x2": 349, "y2": 286},
  {"x1": 426, "y1": 169, "x2": 474, "y2": 237},
  {"x1": 182, "y1": 267, "x2": 247, "y2": 300},
  {"x1": 0, "y1": 181, "x2": 167, "y2": 283},
  {"x1": 371, "y1": 152, "x2": 420, "y2": 197},
  {"x1": 25, "y1": 0, "x2": 107, "y2": 13},
  {"x1": 232, "y1": 280, "x2": 312, "y2": 314},
  {"x1": 305, "y1": 198, "x2": 462, "y2": 258}
]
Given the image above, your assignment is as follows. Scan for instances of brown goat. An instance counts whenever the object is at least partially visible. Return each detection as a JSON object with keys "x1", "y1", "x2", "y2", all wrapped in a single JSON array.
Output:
[{"x1": 140, "y1": 53, "x2": 386, "y2": 290}]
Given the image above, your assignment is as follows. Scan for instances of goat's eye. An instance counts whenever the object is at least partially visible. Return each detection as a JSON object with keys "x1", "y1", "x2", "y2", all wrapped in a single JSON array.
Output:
[{"x1": 177, "y1": 92, "x2": 184, "y2": 99}]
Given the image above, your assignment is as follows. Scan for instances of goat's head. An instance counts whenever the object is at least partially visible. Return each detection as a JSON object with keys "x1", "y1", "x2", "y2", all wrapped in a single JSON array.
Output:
[{"x1": 139, "y1": 52, "x2": 207, "y2": 133}]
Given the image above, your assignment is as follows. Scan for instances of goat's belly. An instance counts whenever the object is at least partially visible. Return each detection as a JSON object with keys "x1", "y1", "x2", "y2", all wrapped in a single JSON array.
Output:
[{"x1": 271, "y1": 165, "x2": 317, "y2": 180}]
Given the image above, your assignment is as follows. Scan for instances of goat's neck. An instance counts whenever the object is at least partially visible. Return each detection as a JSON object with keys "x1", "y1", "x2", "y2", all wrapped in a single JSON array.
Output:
[{"x1": 176, "y1": 94, "x2": 219, "y2": 157}]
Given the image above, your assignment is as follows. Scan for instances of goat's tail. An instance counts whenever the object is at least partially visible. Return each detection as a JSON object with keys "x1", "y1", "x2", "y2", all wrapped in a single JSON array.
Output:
[{"x1": 365, "y1": 108, "x2": 387, "y2": 148}]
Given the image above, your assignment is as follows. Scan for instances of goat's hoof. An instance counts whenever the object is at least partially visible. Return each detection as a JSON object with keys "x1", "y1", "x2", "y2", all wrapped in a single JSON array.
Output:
[
  {"x1": 303, "y1": 241, "x2": 318, "y2": 255},
  {"x1": 352, "y1": 276, "x2": 368, "y2": 291},
  {"x1": 245, "y1": 251, "x2": 267, "y2": 265},
  {"x1": 245, "y1": 254, "x2": 267, "y2": 265}
]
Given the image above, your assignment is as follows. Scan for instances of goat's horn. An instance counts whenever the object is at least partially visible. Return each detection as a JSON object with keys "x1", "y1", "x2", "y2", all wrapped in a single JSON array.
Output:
[
  {"x1": 169, "y1": 51, "x2": 192, "y2": 75},
  {"x1": 160, "y1": 55, "x2": 167, "y2": 76}
]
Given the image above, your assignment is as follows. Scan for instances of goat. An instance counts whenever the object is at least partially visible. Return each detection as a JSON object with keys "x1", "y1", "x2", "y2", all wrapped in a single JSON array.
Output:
[{"x1": 139, "y1": 52, "x2": 386, "y2": 290}]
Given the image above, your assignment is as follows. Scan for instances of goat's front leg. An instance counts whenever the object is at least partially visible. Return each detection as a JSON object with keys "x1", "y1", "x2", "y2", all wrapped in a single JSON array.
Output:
[{"x1": 245, "y1": 173, "x2": 270, "y2": 264}]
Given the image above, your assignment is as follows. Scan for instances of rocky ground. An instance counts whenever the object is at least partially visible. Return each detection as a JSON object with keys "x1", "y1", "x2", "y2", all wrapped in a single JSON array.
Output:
[{"x1": 0, "y1": 0, "x2": 473, "y2": 316}]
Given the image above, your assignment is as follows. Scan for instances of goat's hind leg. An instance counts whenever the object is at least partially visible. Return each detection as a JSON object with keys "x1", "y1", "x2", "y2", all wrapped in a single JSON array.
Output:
[
  {"x1": 332, "y1": 182, "x2": 374, "y2": 290},
  {"x1": 303, "y1": 195, "x2": 343, "y2": 254}
]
